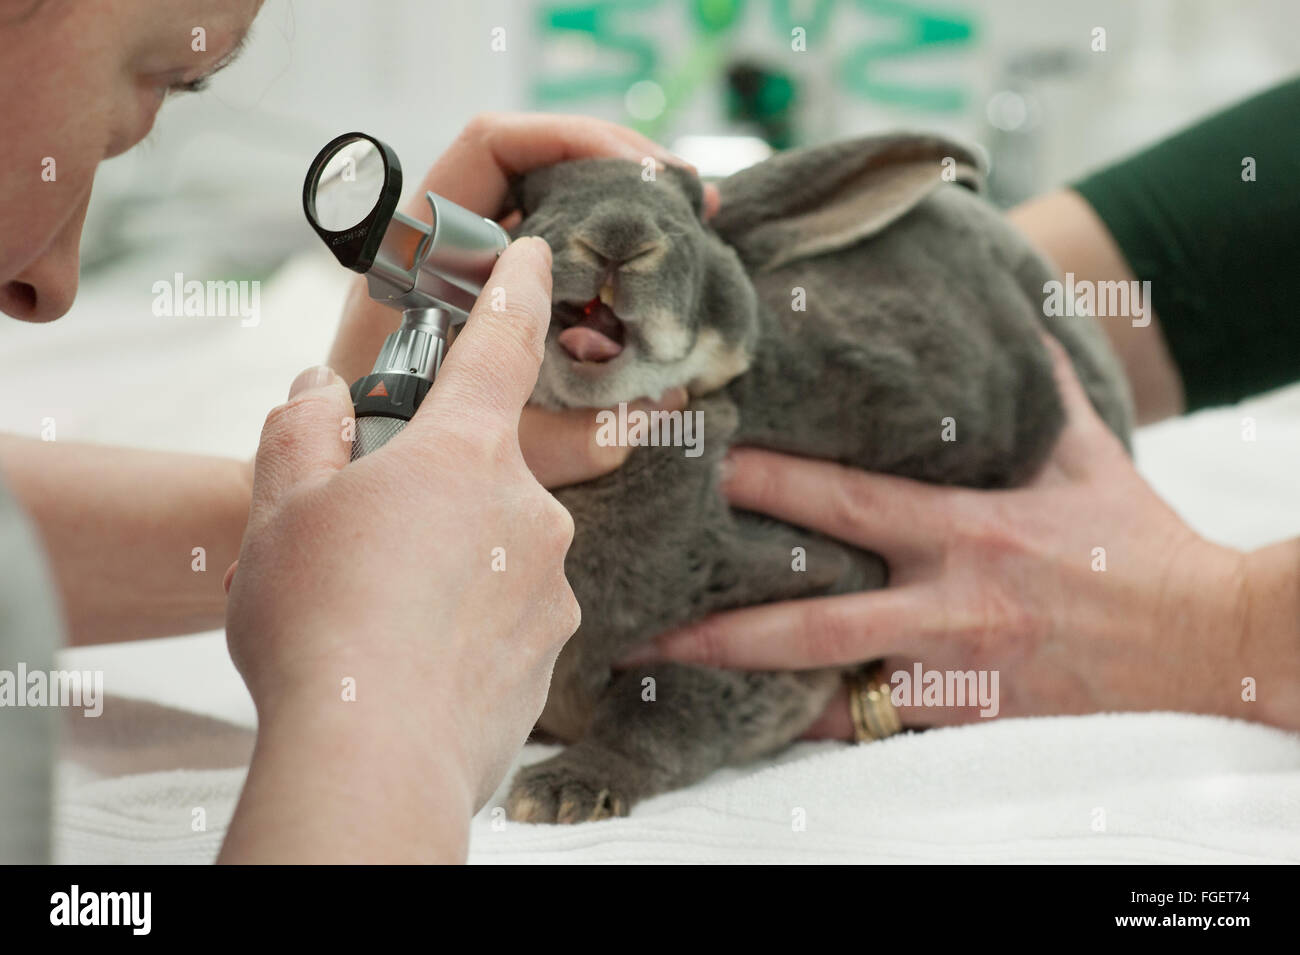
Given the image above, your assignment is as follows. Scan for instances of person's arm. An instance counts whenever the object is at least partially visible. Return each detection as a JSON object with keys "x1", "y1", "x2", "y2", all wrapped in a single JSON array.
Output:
[
  {"x1": 221, "y1": 240, "x2": 580, "y2": 863},
  {"x1": 1016, "y1": 77, "x2": 1300, "y2": 422},
  {"x1": 1007, "y1": 191, "x2": 1186, "y2": 425},
  {"x1": 0, "y1": 417, "x2": 637, "y2": 645},
  {"x1": 218, "y1": 660, "x2": 476, "y2": 863},
  {"x1": 0, "y1": 437, "x2": 252, "y2": 644}
]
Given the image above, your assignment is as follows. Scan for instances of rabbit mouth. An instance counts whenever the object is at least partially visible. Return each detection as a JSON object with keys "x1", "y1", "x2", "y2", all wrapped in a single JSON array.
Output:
[{"x1": 553, "y1": 297, "x2": 627, "y2": 363}]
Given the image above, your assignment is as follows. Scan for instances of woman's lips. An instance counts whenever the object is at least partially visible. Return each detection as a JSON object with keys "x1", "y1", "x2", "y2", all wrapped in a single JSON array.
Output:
[{"x1": 556, "y1": 298, "x2": 625, "y2": 363}]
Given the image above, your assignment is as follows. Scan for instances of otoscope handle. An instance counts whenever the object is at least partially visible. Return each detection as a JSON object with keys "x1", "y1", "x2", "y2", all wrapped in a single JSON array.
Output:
[
  {"x1": 347, "y1": 306, "x2": 451, "y2": 460},
  {"x1": 348, "y1": 373, "x2": 432, "y2": 460}
]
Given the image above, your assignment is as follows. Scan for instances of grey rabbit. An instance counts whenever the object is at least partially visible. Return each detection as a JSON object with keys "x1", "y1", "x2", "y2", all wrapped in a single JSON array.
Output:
[{"x1": 502, "y1": 133, "x2": 1133, "y2": 824}]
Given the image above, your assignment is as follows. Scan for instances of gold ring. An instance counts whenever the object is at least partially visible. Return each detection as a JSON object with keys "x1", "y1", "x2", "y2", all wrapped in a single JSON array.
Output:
[{"x1": 846, "y1": 661, "x2": 903, "y2": 743}]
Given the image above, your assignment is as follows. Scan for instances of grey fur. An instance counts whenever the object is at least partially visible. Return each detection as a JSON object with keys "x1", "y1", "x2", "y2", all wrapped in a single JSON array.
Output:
[{"x1": 503, "y1": 134, "x2": 1133, "y2": 824}]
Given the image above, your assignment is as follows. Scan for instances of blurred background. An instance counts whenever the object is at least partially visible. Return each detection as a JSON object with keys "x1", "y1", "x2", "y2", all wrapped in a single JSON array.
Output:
[
  {"x1": 71, "y1": 0, "x2": 1300, "y2": 270},
  {"x1": 1, "y1": 0, "x2": 1297, "y2": 549}
]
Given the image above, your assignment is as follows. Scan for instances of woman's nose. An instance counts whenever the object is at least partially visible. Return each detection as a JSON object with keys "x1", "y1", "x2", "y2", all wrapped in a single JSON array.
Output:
[{"x1": 1, "y1": 195, "x2": 89, "y2": 322}]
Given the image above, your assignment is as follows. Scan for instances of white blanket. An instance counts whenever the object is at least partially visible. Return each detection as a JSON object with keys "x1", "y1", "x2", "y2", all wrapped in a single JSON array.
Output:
[
  {"x1": 54, "y1": 694, "x2": 1300, "y2": 864},
  {"x1": 2, "y1": 252, "x2": 1295, "y2": 865}
]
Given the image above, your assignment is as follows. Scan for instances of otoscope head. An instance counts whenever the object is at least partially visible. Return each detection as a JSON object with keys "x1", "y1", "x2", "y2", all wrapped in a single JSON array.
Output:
[{"x1": 303, "y1": 132, "x2": 509, "y2": 321}]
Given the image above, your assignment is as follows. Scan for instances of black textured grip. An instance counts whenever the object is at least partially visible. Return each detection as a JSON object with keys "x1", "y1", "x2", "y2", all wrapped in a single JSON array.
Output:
[{"x1": 347, "y1": 372, "x2": 432, "y2": 460}]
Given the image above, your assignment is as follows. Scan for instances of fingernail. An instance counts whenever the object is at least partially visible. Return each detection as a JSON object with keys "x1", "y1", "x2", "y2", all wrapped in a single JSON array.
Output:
[
  {"x1": 288, "y1": 365, "x2": 338, "y2": 399},
  {"x1": 515, "y1": 235, "x2": 551, "y2": 265}
]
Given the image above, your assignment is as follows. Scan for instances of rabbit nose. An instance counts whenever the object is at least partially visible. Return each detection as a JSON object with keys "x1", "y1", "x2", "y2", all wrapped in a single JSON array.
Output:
[{"x1": 576, "y1": 211, "x2": 664, "y2": 267}]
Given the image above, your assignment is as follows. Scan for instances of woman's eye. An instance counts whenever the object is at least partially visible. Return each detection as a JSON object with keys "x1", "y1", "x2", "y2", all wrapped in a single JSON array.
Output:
[{"x1": 168, "y1": 76, "x2": 211, "y2": 96}]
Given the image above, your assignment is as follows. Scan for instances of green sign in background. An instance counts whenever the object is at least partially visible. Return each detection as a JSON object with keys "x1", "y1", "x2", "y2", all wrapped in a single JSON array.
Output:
[{"x1": 532, "y1": 0, "x2": 978, "y2": 140}]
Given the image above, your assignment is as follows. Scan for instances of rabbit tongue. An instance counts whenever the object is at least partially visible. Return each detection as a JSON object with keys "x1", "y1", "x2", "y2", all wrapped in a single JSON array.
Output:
[
  {"x1": 556, "y1": 298, "x2": 625, "y2": 362},
  {"x1": 557, "y1": 326, "x2": 623, "y2": 362}
]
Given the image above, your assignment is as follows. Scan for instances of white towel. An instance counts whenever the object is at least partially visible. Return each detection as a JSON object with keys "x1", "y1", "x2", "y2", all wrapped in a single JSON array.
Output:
[{"x1": 55, "y1": 702, "x2": 1300, "y2": 864}]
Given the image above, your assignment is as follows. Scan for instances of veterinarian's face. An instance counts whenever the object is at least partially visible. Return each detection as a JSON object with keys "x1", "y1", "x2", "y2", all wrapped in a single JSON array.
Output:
[{"x1": 0, "y1": 0, "x2": 262, "y2": 322}]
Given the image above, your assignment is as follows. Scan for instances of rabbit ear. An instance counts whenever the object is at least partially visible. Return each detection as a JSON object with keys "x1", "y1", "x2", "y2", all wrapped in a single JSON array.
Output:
[{"x1": 710, "y1": 133, "x2": 985, "y2": 272}]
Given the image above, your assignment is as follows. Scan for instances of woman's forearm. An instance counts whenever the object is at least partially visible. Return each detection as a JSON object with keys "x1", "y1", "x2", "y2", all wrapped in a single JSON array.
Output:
[
  {"x1": 1007, "y1": 189, "x2": 1186, "y2": 426},
  {"x1": 218, "y1": 670, "x2": 475, "y2": 863},
  {"x1": 0, "y1": 435, "x2": 251, "y2": 644}
]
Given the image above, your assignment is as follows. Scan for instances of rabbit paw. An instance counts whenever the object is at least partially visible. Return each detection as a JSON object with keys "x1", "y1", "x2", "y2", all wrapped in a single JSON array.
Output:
[{"x1": 505, "y1": 749, "x2": 634, "y2": 824}]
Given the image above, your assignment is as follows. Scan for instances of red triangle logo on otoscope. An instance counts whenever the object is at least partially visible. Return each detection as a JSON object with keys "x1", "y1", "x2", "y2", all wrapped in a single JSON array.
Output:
[{"x1": 366, "y1": 381, "x2": 389, "y2": 398}]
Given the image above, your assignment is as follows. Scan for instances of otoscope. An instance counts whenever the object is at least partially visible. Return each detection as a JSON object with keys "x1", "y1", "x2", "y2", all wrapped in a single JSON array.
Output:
[{"x1": 303, "y1": 132, "x2": 510, "y2": 459}]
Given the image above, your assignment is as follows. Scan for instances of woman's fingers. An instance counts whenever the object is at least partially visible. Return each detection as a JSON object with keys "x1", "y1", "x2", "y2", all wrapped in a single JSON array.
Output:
[
  {"x1": 802, "y1": 657, "x2": 993, "y2": 741},
  {"x1": 249, "y1": 366, "x2": 354, "y2": 517},
  {"x1": 629, "y1": 587, "x2": 941, "y2": 671},
  {"x1": 701, "y1": 183, "x2": 721, "y2": 220},
  {"x1": 722, "y1": 448, "x2": 947, "y2": 559},
  {"x1": 419, "y1": 112, "x2": 693, "y2": 217},
  {"x1": 520, "y1": 388, "x2": 688, "y2": 489}
]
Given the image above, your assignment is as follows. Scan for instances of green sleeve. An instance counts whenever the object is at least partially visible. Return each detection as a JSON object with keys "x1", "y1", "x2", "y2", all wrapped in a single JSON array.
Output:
[{"x1": 1072, "y1": 77, "x2": 1300, "y2": 411}]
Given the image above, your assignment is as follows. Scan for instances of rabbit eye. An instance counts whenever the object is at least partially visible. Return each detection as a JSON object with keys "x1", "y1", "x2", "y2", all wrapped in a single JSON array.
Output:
[
  {"x1": 571, "y1": 240, "x2": 604, "y2": 266},
  {"x1": 571, "y1": 239, "x2": 661, "y2": 271},
  {"x1": 623, "y1": 244, "x2": 658, "y2": 264}
]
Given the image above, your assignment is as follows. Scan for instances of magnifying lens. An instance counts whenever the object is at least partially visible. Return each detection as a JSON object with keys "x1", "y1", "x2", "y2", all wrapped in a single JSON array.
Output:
[{"x1": 303, "y1": 131, "x2": 511, "y2": 459}]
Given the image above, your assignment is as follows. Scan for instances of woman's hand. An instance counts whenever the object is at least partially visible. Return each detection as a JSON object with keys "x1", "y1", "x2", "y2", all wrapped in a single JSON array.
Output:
[
  {"x1": 636, "y1": 338, "x2": 1300, "y2": 736},
  {"x1": 327, "y1": 112, "x2": 705, "y2": 488},
  {"x1": 221, "y1": 237, "x2": 579, "y2": 862}
]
